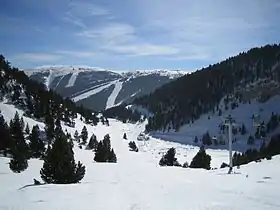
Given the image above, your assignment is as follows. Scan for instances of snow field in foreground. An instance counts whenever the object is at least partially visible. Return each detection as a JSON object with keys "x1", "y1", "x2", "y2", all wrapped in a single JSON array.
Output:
[{"x1": 1, "y1": 101, "x2": 280, "y2": 209}]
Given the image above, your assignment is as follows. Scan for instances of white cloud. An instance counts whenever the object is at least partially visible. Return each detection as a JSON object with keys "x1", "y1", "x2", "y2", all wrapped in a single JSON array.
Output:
[
  {"x1": 106, "y1": 44, "x2": 179, "y2": 56},
  {"x1": 78, "y1": 23, "x2": 179, "y2": 56},
  {"x1": 15, "y1": 53, "x2": 62, "y2": 62},
  {"x1": 56, "y1": 50, "x2": 96, "y2": 58},
  {"x1": 62, "y1": 11, "x2": 86, "y2": 28},
  {"x1": 69, "y1": 2, "x2": 110, "y2": 17}
]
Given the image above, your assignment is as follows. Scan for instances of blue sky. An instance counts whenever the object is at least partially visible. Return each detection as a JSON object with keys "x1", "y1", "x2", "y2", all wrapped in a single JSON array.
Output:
[{"x1": 1, "y1": 0, "x2": 280, "y2": 71}]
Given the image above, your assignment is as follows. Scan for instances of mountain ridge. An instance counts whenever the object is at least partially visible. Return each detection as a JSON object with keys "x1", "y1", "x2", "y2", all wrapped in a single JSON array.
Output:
[{"x1": 27, "y1": 66, "x2": 187, "y2": 111}]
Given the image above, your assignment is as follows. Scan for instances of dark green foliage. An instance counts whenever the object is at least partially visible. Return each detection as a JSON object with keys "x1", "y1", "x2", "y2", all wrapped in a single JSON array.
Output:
[
  {"x1": 123, "y1": 133, "x2": 127, "y2": 140},
  {"x1": 134, "y1": 44, "x2": 280, "y2": 131},
  {"x1": 189, "y1": 146, "x2": 211, "y2": 170},
  {"x1": 0, "y1": 113, "x2": 11, "y2": 151},
  {"x1": 128, "y1": 141, "x2": 138, "y2": 152},
  {"x1": 86, "y1": 134, "x2": 98, "y2": 150},
  {"x1": 194, "y1": 136, "x2": 198, "y2": 144},
  {"x1": 94, "y1": 134, "x2": 117, "y2": 162},
  {"x1": 9, "y1": 112, "x2": 29, "y2": 173},
  {"x1": 108, "y1": 149, "x2": 117, "y2": 163},
  {"x1": 25, "y1": 123, "x2": 30, "y2": 135},
  {"x1": 232, "y1": 127, "x2": 238, "y2": 135},
  {"x1": 9, "y1": 151, "x2": 28, "y2": 173},
  {"x1": 266, "y1": 113, "x2": 279, "y2": 133},
  {"x1": 40, "y1": 135, "x2": 86, "y2": 184},
  {"x1": 54, "y1": 118, "x2": 64, "y2": 138},
  {"x1": 45, "y1": 110, "x2": 55, "y2": 145},
  {"x1": 74, "y1": 130, "x2": 79, "y2": 142},
  {"x1": 81, "y1": 126, "x2": 88, "y2": 145},
  {"x1": 202, "y1": 132, "x2": 212, "y2": 146},
  {"x1": 0, "y1": 55, "x2": 99, "y2": 134},
  {"x1": 29, "y1": 125, "x2": 45, "y2": 158},
  {"x1": 103, "y1": 105, "x2": 141, "y2": 123},
  {"x1": 240, "y1": 124, "x2": 247, "y2": 135},
  {"x1": 247, "y1": 135, "x2": 255, "y2": 145},
  {"x1": 255, "y1": 122, "x2": 266, "y2": 139},
  {"x1": 159, "y1": 147, "x2": 180, "y2": 166},
  {"x1": 220, "y1": 162, "x2": 229, "y2": 168},
  {"x1": 233, "y1": 133, "x2": 280, "y2": 166}
]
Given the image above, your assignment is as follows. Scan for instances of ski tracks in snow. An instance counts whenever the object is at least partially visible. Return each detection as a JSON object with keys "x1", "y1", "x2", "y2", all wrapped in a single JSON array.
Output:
[{"x1": 106, "y1": 80, "x2": 123, "y2": 109}]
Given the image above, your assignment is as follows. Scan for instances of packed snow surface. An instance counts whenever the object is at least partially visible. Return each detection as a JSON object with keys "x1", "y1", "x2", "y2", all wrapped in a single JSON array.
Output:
[
  {"x1": 65, "y1": 72, "x2": 79, "y2": 88},
  {"x1": 72, "y1": 82, "x2": 114, "y2": 102},
  {"x1": 106, "y1": 80, "x2": 123, "y2": 109},
  {"x1": 1, "y1": 101, "x2": 280, "y2": 209}
]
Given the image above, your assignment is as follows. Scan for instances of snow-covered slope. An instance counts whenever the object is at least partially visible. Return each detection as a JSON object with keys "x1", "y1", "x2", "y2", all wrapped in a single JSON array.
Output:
[
  {"x1": 1, "y1": 101, "x2": 280, "y2": 209},
  {"x1": 27, "y1": 67, "x2": 187, "y2": 111},
  {"x1": 150, "y1": 94, "x2": 280, "y2": 152}
]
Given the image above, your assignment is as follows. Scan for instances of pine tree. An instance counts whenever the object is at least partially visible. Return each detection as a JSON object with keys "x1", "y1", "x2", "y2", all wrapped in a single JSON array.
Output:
[
  {"x1": 45, "y1": 112, "x2": 54, "y2": 145},
  {"x1": 74, "y1": 130, "x2": 79, "y2": 142},
  {"x1": 241, "y1": 124, "x2": 247, "y2": 135},
  {"x1": 81, "y1": 126, "x2": 88, "y2": 145},
  {"x1": 86, "y1": 134, "x2": 98, "y2": 150},
  {"x1": 128, "y1": 141, "x2": 138, "y2": 152},
  {"x1": 54, "y1": 118, "x2": 64, "y2": 138},
  {"x1": 202, "y1": 132, "x2": 212, "y2": 145},
  {"x1": 189, "y1": 146, "x2": 211, "y2": 170},
  {"x1": 108, "y1": 149, "x2": 117, "y2": 163},
  {"x1": 20, "y1": 117, "x2": 25, "y2": 132},
  {"x1": 94, "y1": 141, "x2": 106, "y2": 162},
  {"x1": 9, "y1": 112, "x2": 29, "y2": 173},
  {"x1": 0, "y1": 114, "x2": 11, "y2": 152},
  {"x1": 247, "y1": 135, "x2": 255, "y2": 145},
  {"x1": 40, "y1": 135, "x2": 86, "y2": 184},
  {"x1": 123, "y1": 133, "x2": 127, "y2": 140},
  {"x1": 25, "y1": 123, "x2": 30, "y2": 135},
  {"x1": 194, "y1": 136, "x2": 198, "y2": 144},
  {"x1": 29, "y1": 125, "x2": 45, "y2": 158},
  {"x1": 94, "y1": 134, "x2": 117, "y2": 163},
  {"x1": 159, "y1": 147, "x2": 178, "y2": 166}
]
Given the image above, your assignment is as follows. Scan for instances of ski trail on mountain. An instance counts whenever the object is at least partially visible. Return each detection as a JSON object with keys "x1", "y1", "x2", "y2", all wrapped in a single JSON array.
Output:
[
  {"x1": 44, "y1": 70, "x2": 52, "y2": 90},
  {"x1": 106, "y1": 80, "x2": 123, "y2": 109},
  {"x1": 54, "y1": 75, "x2": 65, "y2": 89},
  {"x1": 66, "y1": 72, "x2": 79, "y2": 88},
  {"x1": 72, "y1": 81, "x2": 115, "y2": 102}
]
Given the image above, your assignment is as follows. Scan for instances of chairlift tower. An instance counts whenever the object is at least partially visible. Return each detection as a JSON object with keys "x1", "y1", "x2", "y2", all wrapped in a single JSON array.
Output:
[{"x1": 224, "y1": 115, "x2": 236, "y2": 174}]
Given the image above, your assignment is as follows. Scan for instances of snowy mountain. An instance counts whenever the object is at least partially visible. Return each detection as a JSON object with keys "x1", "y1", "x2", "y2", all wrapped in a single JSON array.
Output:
[
  {"x1": 133, "y1": 44, "x2": 280, "y2": 150},
  {"x1": 26, "y1": 66, "x2": 186, "y2": 111},
  {"x1": 1, "y1": 100, "x2": 280, "y2": 209}
]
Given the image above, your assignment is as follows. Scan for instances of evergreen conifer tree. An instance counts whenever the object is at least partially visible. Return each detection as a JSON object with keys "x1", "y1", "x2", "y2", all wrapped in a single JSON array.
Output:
[
  {"x1": 74, "y1": 130, "x2": 79, "y2": 142},
  {"x1": 40, "y1": 135, "x2": 85, "y2": 184},
  {"x1": 0, "y1": 114, "x2": 11, "y2": 152},
  {"x1": 45, "y1": 112, "x2": 54, "y2": 145},
  {"x1": 81, "y1": 126, "x2": 88, "y2": 145},
  {"x1": 94, "y1": 141, "x2": 106, "y2": 162},
  {"x1": 123, "y1": 133, "x2": 127, "y2": 140},
  {"x1": 29, "y1": 125, "x2": 45, "y2": 158},
  {"x1": 128, "y1": 141, "x2": 138, "y2": 152},
  {"x1": 25, "y1": 123, "x2": 30, "y2": 135},
  {"x1": 86, "y1": 134, "x2": 98, "y2": 150},
  {"x1": 159, "y1": 147, "x2": 178, "y2": 166},
  {"x1": 108, "y1": 149, "x2": 117, "y2": 163},
  {"x1": 9, "y1": 112, "x2": 29, "y2": 173},
  {"x1": 189, "y1": 146, "x2": 211, "y2": 170}
]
